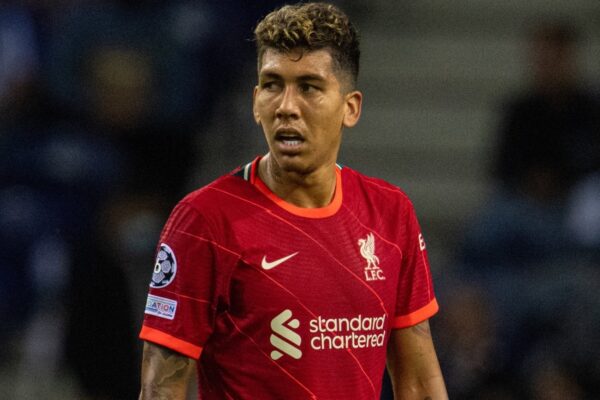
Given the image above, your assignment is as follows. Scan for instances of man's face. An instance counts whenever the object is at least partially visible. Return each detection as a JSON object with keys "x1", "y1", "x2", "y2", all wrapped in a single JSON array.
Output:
[
  {"x1": 253, "y1": 48, "x2": 361, "y2": 176},
  {"x1": 530, "y1": 38, "x2": 576, "y2": 89}
]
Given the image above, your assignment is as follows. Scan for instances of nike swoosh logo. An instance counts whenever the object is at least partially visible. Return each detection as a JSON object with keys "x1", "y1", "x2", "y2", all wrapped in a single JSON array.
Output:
[{"x1": 261, "y1": 252, "x2": 299, "y2": 270}]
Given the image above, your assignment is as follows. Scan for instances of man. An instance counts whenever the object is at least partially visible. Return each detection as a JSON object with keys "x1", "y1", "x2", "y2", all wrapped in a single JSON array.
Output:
[
  {"x1": 495, "y1": 22, "x2": 599, "y2": 206},
  {"x1": 461, "y1": 22, "x2": 600, "y2": 268},
  {"x1": 139, "y1": 3, "x2": 448, "y2": 399}
]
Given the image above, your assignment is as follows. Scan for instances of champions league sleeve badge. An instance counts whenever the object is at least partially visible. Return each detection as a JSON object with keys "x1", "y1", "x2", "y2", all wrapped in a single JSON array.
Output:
[{"x1": 150, "y1": 243, "x2": 177, "y2": 288}]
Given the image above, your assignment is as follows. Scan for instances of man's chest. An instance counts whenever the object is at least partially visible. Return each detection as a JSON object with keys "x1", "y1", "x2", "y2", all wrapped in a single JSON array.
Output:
[{"x1": 217, "y1": 214, "x2": 403, "y2": 357}]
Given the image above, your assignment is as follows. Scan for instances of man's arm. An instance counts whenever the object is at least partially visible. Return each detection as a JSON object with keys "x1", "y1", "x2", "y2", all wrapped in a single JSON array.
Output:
[
  {"x1": 386, "y1": 320, "x2": 448, "y2": 400},
  {"x1": 139, "y1": 341, "x2": 197, "y2": 400}
]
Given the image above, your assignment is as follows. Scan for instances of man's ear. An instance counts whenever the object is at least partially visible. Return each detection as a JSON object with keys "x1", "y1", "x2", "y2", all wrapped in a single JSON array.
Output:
[
  {"x1": 343, "y1": 90, "x2": 362, "y2": 128},
  {"x1": 252, "y1": 86, "x2": 261, "y2": 125}
]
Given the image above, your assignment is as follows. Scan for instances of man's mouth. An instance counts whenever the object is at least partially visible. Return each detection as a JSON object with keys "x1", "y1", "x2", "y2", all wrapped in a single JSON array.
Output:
[
  {"x1": 275, "y1": 129, "x2": 305, "y2": 148},
  {"x1": 280, "y1": 138, "x2": 303, "y2": 146}
]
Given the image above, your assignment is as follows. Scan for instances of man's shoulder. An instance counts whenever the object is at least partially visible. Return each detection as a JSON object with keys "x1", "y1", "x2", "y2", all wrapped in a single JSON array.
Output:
[
  {"x1": 342, "y1": 165, "x2": 413, "y2": 204},
  {"x1": 178, "y1": 165, "x2": 256, "y2": 211},
  {"x1": 342, "y1": 166, "x2": 420, "y2": 231}
]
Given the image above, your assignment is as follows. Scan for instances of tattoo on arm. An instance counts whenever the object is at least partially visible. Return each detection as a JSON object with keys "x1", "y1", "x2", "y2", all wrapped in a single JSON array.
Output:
[
  {"x1": 139, "y1": 342, "x2": 195, "y2": 400},
  {"x1": 411, "y1": 321, "x2": 432, "y2": 339}
]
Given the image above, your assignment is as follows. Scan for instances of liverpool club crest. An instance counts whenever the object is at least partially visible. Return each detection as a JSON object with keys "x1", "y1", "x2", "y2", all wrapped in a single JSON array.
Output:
[{"x1": 358, "y1": 233, "x2": 385, "y2": 281}]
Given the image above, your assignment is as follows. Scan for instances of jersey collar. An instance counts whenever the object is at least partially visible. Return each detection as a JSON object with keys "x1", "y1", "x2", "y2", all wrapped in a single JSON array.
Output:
[{"x1": 250, "y1": 156, "x2": 343, "y2": 219}]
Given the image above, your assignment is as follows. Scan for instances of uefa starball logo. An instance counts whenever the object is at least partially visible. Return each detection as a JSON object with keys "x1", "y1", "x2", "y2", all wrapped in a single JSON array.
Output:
[{"x1": 151, "y1": 243, "x2": 177, "y2": 288}]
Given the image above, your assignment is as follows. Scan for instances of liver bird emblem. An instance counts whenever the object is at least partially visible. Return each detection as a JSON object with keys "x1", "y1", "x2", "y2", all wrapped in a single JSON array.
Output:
[{"x1": 358, "y1": 233, "x2": 379, "y2": 269}]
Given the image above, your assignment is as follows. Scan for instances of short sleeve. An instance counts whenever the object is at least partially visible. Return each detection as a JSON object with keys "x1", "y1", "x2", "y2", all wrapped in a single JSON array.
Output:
[
  {"x1": 391, "y1": 202, "x2": 439, "y2": 329},
  {"x1": 139, "y1": 202, "x2": 222, "y2": 359}
]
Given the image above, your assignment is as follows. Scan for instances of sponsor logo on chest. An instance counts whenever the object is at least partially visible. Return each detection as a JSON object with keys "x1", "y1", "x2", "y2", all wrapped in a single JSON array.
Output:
[{"x1": 269, "y1": 309, "x2": 387, "y2": 360}]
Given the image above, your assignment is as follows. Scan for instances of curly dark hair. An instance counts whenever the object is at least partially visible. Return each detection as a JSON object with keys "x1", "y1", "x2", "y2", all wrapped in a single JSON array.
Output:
[{"x1": 254, "y1": 2, "x2": 360, "y2": 89}]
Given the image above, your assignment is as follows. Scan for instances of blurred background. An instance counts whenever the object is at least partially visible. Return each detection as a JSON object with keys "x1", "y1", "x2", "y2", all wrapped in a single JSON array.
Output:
[{"x1": 0, "y1": 0, "x2": 599, "y2": 399}]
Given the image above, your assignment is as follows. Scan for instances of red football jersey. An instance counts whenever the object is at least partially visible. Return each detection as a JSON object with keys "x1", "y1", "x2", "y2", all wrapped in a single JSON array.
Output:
[{"x1": 140, "y1": 157, "x2": 438, "y2": 399}]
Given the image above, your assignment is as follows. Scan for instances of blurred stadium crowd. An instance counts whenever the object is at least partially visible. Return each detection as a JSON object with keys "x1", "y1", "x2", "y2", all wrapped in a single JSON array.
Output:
[
  {"x1": 0, "y1": 0, "x2": 279, "y2": 398},
  {"x1": 434, "y1": 21, "x2": 600, "y2": 400},
  {"x1": 0, "y1": 1, "x2": 599, "y2": 399}
]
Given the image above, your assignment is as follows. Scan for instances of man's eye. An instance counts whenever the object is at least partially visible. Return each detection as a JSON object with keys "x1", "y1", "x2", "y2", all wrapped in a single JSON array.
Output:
[
  {"x1": 261, "y1": 81, "x2": 278, "y2": 90},
  {"x1": 299, "y1": 83, "x2": 316, "y2": 93}
]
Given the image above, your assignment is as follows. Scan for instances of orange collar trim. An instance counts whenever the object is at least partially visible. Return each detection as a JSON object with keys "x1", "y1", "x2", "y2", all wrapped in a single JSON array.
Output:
[{"x1": 252, "y1": 157, "x2": 343, "y2": 219}]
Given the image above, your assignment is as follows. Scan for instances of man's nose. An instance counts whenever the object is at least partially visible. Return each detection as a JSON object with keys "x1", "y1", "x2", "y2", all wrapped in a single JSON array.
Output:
[{"x1": 276, "y1": 86, "x2": 300, "y2": 119}]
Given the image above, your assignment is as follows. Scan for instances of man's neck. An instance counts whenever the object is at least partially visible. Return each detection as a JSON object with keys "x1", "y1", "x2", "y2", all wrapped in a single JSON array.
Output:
[{"x1": 258, "y1": 155, "x2": 337, "y2": 209}]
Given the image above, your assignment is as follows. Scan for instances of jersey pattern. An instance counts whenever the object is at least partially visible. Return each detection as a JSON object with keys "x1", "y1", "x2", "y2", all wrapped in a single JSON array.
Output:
[{"x1": 140, "y1": 157, "x2": 438, "y2": 400}]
